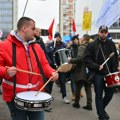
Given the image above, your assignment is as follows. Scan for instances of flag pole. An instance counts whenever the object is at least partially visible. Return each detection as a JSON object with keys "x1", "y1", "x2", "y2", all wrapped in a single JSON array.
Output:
[{"x1": 22, "y1": 0, "x2": 29, "y2": 16}]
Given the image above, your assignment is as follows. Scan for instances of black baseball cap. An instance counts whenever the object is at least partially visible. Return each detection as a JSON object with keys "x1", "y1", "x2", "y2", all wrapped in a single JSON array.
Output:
[{"x1": 99, "y1": 25, "x2": 108, "y2": 32}]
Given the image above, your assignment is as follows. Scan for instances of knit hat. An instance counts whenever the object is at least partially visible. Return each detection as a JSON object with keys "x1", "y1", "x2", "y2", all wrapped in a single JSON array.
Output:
[{"x1": 54, "y1": 32, "x2": 61, "y2": 38}]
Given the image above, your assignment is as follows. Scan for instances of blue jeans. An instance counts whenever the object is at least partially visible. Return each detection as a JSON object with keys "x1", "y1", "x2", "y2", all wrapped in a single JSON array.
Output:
[
  {"x1": 93, "y1": 74, "x2": 115, "y2": 119},
  {"x1": 70, "y1": 73, "x2": 76, "y2": 94},
  {"x1": 59, "y1": 72, "x2": 67, "y2": 98},
  {"x1": 7, "y1": 101, "x2": 44, "y2": 120}
]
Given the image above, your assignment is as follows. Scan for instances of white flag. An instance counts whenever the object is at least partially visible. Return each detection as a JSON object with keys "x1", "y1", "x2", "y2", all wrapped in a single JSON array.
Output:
[
  {"x1": 0, "y1": 29, "x2": 3, "y2": 38},
  {"x1": 95, "y1": 0, "x2": 120, "y2": 28}
]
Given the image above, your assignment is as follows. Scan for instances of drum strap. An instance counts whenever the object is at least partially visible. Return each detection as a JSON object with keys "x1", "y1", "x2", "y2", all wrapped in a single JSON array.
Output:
[
  {"x1": 99, "y1": 43, "x2": 111, "y2": 74},
  {"x1": 12, "y1": 43, "x2": 48, "y2": 97},
  {"x1": 31, "y1": 46, "x2": 47, "y2": 84},
  {"x1": 12, "y1": 43, "x2": 16, "y2": 98}
]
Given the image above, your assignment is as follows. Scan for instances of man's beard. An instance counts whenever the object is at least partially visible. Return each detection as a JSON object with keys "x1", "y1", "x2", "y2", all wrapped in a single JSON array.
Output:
[
  {"x1": 99, "y1": 36, "x2": 106, "y2": 42},
  {"x1": 56, "y1": 41, "x2": 61, "y2": 44}
]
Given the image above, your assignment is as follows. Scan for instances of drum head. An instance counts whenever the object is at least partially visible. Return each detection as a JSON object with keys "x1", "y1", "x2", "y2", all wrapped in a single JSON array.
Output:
[
  {"x1": 57, "y1": 63, "x2": 73, "y2": 72},
  {"x1": 16, "y1": 91, "x2": 52, "y2": 101}
]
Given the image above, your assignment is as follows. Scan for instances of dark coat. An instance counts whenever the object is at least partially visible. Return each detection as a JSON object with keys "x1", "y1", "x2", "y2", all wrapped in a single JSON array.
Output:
[
  {"x1": 70, "y1": 42, "x2": 89, "y2": 81},
  {"x1": 35, "y1": 36, "x2": 46, "y2": 52},
  {"x1": 35, "y1": 36, "x2": 51, "y2": 65},
  {"x1": 46, "y1": 41, "x2": 66, "y2": 68},
  {"x1": 84, "y1": 38, "x2": 118, "y2": 75},
  {"x1": 69, "y1": 44, "x2": 79, "y2": 58}
]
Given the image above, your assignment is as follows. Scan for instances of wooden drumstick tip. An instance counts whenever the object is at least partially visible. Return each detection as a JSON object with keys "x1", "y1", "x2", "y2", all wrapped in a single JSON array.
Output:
[
  {"x1": 102, "y1": 52, "x2": 115, "y2": 66},
  {"x1": 35, "y1": 77, "x2": 52, "y2": 96},
  {"x1": 109, "y1": 52, "x2": 115, "y2": 58}
]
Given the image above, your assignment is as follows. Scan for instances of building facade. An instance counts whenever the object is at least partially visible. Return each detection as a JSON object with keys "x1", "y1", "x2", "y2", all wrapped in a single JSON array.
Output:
[
  {"x1": 110, "y1": 18, "x2": 120, "y2": 41},
  {"x1": 0, "y1": 0, "x2": 18, "y2": 39},
  {"x1": 62, "y1": 0, "x2": 74, "y2": 36}
]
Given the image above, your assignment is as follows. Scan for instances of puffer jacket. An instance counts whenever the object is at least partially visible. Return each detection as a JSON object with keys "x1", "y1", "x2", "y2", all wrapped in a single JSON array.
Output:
[{"x1": 0, "y1": 33, "x2": 55, "y2": 102}]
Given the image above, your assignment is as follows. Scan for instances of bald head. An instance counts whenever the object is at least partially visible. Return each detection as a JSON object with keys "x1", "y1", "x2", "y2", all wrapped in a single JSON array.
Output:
[{"x1": 35, "y1": 27, "x2": 42, "y2": 37}]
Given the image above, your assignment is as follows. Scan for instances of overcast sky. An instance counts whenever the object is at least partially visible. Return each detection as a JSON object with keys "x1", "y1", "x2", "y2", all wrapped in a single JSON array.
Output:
[{"x1": 18, "y1": 0, "x2": 59, "y2": 29}]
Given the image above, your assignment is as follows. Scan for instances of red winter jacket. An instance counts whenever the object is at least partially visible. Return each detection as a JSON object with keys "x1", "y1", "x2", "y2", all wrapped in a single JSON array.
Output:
[{"x1": 0, "y1": 34, "x2": 55, "y2": 102}]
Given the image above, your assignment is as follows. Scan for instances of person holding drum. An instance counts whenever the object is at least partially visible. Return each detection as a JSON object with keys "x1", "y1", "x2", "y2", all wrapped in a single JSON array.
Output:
[
  {"x1": 46, "y1": 32, "x2": 70, "y2": 104},
  {"x1": 84, "y1": 25, "x2": 120, "y2": 120},
  {"x1": 0, "y1": 17, "x2": 59, "y2": 120}
]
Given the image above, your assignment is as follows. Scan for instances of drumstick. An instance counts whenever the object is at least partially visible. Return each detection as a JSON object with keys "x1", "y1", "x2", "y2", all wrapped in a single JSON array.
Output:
[
  {"x1": 87, "y1": 52, "x2": 115, "y2": 83},
  {"x1": 5, "y1": 66, "x2": 42, "y2": 76},
  {"x1": 35, "y1": 63, "x2": 73, "y2": 96},
  {"x1": 102, "y1": 52, "x2": 115, "y2": 66},
  {"x1": 35, "y1": 68, "x2": 61, "y2": 96},
  {"x1": 35, "y1": 77, "x2": 52, "y2": 96}
]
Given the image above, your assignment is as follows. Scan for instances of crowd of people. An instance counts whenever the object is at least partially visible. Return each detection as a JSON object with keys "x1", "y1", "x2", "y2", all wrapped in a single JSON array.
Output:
[{"x1": 0, "y1": 17, "x2": 120, "y2": 120}]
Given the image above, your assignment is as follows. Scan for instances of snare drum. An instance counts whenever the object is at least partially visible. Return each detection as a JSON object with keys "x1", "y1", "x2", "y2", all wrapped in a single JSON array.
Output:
[
  {"x1": 53, "y1": 48, "x2": 71, "y2": 67},
  {"x1": 14, "y1": 91, "x2": 53, "y2": 111},
  {"x1": 105, "y1": 72, "x2": 120, "y2": 87}
]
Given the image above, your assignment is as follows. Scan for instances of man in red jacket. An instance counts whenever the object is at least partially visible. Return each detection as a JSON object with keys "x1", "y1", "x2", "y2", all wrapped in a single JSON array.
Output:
[{"x1": 0, "y1": 17, "x2": 58, "y2": 120}]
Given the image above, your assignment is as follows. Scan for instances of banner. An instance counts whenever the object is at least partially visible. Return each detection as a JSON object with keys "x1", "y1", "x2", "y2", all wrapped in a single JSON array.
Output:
[
  {"x1": 95, "y1": 0, "x2": 120, "y2": 28},
  {"x1": 82, "y1": 11, "x2": 92, "y2": 31}
]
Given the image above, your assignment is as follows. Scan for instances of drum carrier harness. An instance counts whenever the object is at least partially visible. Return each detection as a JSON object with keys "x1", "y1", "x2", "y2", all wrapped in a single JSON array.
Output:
[{"x1": 12, "y1": 43, "x2": 48, "y2": 98}]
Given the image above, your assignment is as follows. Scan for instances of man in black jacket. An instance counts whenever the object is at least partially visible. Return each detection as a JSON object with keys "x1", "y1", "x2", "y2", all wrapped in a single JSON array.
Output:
[
  {"x1": 46, "y1": 32, "x2": 70, "y2": 104},
  {"x1": 84, "y1": 25, "x2": 120, "y2": 120},
  {"x1": 34, "y1": 27, "x2": 47, "y2": 56}
]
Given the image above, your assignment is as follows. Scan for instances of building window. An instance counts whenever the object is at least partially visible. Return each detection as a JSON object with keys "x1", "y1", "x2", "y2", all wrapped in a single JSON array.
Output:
[
  {"x1": 110, "y1": 33, "x2": 120, "y2": 39},
  {"x1": 0, "y1": 0, "x2": 13, "y2": 31},
  {"x1": 110, "y1": 18, "x2": 120, "y2": 29}
]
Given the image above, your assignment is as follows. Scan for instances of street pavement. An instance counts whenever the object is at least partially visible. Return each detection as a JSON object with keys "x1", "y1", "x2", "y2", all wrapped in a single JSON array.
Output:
[{"x1": 0, "y1": 83, "x2": 120, "y2": 120}]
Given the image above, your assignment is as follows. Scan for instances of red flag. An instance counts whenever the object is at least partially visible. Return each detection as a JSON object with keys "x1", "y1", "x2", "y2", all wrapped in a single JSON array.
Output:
[
  {"x1": 72, "y1": 19, "x2": 76, "y2": 32},
  {"x1": 48, "y1": 19, "x2": 55, "y2": 40}
]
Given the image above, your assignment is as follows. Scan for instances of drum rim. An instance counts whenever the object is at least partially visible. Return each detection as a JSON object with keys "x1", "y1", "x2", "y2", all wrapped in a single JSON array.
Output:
[
  {"x1": 14, "y1": 96, "x2": 52, "y2": 103},
  {"x1": 55, "y1": 48, "x2": 71, "y2": 53},
  {"x1": 106, "y1": 71, "x2": 119, "y2": 76},
  {"x1": 106, "y1": 83, "x2": 120, "y2": 87},
  {"x1": 15, "y1": 91, "x2": 52, "y2": 103}
]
